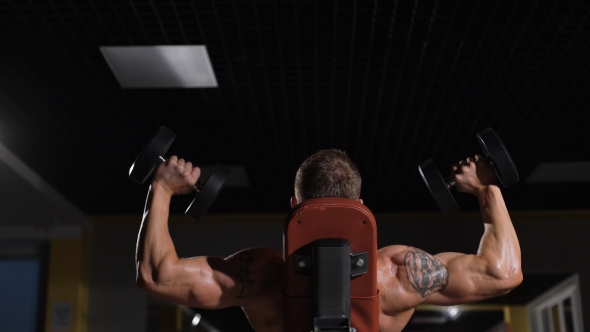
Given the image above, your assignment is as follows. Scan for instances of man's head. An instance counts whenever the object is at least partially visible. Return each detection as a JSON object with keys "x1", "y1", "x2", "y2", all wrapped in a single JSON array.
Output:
[{"x1": 293, "y1": 149, "x2": 362, "y2": 206}]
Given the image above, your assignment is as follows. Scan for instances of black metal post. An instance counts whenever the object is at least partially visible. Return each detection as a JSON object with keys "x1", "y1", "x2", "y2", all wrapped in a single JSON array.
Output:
[{"x1": 312, "y1": 238, "x2": 351, "y2": 331}]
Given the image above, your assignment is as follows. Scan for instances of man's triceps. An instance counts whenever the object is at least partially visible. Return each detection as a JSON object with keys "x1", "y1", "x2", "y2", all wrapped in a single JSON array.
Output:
[{"x1": 404, "y1": 248, "x2": 449, "y2": 298}]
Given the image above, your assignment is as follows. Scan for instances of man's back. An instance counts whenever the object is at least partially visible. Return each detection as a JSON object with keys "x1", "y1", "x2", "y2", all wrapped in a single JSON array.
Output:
[
  {"x1": 233, "y1": 245, "x2": 428, "y2": 332},
  {"x1": 237, "y1": 241, "x2": 520, "y2": 332},
  {"x1": 135, "y1": 153, "x2": 522, "y2": 332}
]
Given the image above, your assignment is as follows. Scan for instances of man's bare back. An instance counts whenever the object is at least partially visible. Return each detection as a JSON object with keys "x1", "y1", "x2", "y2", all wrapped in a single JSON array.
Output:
[
  {"x1": 223, "y1": 246, "x2": 440, "y2": 332},
  {"x1": 218, "y1": 241, "x2": 519, "y2": 332},
  {"x1": 135, "y1": 152, "x2": 522, "y2": 332}
]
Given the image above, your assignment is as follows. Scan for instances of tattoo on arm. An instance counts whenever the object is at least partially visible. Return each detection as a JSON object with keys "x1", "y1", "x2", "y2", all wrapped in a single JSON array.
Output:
[
  {"x1": 235, "y1": 252, "x2": 255, "y2": 298},
  {"x1": 404, "y1": 248, "x2": 449, "y2": 298}
]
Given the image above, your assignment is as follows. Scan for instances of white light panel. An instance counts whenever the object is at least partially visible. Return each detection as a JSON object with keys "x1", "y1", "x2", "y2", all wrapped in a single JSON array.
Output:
[{"x1": 100, "y1": 45, "x2": 218, "y2": 88}]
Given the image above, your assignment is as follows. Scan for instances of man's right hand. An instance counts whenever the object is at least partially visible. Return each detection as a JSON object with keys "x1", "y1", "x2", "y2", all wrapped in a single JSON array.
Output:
[
  {"x1": 451, "y1": 154, "x2": 497, "y2": 196},
  {"x1": 152, "y1": 155, "x2": 201, "y2": 196}
]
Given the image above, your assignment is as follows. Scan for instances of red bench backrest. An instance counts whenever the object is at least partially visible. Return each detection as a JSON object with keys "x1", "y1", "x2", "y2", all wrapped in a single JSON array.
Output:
[{"x1": 283, "y1": 198, "x2": 379, "y2": 332}]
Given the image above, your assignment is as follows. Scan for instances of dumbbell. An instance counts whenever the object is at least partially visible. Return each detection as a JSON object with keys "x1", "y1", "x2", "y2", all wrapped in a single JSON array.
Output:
[
  {"x1": 129, "y1": 126, "x2": 230, "y2": 222},
  {"x1": 418, "y1": 128, "x2": 519, "y2": 217}
]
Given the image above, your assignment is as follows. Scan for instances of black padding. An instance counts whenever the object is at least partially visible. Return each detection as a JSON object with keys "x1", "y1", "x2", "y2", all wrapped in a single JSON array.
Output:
[
  {"x1": 312, "y1": 238, "x2": 351, "y2": 331},
  {"x1": 418, "y1": 159, "x2": 461, "y2": 217},
  {"x1": 129, "y1": 127, "x2": 176, "y2": 184}
]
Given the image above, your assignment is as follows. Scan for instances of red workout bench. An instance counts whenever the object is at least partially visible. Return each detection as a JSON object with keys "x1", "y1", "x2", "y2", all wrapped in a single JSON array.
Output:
[{"x1": 283, "y1": 198, "x2": 379, "y2": 332}]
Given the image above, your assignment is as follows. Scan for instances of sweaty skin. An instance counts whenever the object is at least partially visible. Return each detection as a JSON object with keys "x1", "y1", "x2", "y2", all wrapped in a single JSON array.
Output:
[{"x1": 135, "y1": 155, "x2": 522, "y2": 332}]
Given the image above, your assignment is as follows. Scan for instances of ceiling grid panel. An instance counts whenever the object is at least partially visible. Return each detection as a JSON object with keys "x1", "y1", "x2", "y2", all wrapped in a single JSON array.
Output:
[
  {"x1": 526, "y1": 38, "x2": 590, "y2": 164},
  {"x1": 482, "y1": 2, "x2": 551, "y2": 130},
  {"x1": 501, "y1": 3, "x2": 582, "y2": 153},
  {"x1": 230, "y1": 0, "x2": 275, "y2": 193},
  {"x1": 340, "y1": 0, "x2": 358, "y2": 152},
  {"x1": 444, "y1": 0, "x2": 531, "y2": 163},
  {"x1": 251, "y1": 1, "x2": 287, "y2": 185},
  {"x1": 210, "y1": 0, "x2": 254, "y2": 163},
  {"x1": 352, "y1": 0, "x2": 379, "y2": 164},
  {"x1": 452, "y1": 3, "x2": 534, "y2": 158},
  {"x1": 409, "y1": 0, "x2": 462, "y2": 171},
  {"x1": 364, "y1": 0, "x2": 399, "y2": 184},
  {"x1": 187, "y1": 0, "x2": 237, "y2": 163},
  {"x1": 127, "y1": 0, "x2": 153, "y2": 43},
  {"x1": 414, "y1": 0, "x2": 480, "y2": 164},
  {"x1": 107, "y1": 1, "x2": 137, "y2": 43},
  {"x1": 479, "y1": 1, "x2": 558, "y2": 153},
  {"x1": 391, "y1": 0, "x2": 439, "y2": 184},
  {"x1": 313, "y1": 0, "x2": 320, "y2": 153},
  {"x1": 14, "y1": 1, "x2": 93, "y2": 143},
  {"x1": 534, "y1": 65, "x2": 590, "y2": 162},
  {"x1": 374, "y1": 0, "x2": 420, "y2": 185},
  {"x1": 292, "y1": 1, "x2": 307, "y2": 158},
  {"x1": 432, "y1": 0, "x2": 502, "y2": 166},
  {"x1": 270, "y1": 1, "x2": 296, "y2": 171},
  {"x1": 328, "y1": 0, "x2": 338, "y2": 149},
  {"x1": 168, "y1": 0, "x2": 188, "y2": 43},
  {"x1": 48, "y1": 0, "x2": 146, "y2": 166}
]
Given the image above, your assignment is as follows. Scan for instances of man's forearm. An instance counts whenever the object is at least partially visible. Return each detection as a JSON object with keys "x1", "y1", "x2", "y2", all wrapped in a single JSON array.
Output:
[
  {"x1": 476, "y1": 185, "x2": 522, "y2": 280},
  {"x1": 136, "y1": 183, "x2": 178, "y2": 284}
]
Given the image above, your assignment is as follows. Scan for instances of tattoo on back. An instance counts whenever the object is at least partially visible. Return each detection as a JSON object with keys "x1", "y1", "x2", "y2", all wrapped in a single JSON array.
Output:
[
  {"x1": 404, "y1": 248, "x2": 449, "y2": 298},
  {"x1": 236, "y1": 252, "x2": 255, "y2": 298}
]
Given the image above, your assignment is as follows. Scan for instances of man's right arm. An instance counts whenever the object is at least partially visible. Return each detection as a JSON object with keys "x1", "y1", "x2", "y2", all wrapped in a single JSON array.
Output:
[{"x1": 135, "y1": 157, "x2": 269, "y2": 309}]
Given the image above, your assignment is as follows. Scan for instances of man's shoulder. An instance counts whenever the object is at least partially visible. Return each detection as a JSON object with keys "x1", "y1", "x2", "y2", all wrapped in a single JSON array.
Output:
[
  {"x1": 376, "y1": 245, "x2": 410, "y2": 288},
  {"x1": 377, "y1": 244, "x2": 412, "y2": 259},
  {"x1": 229, "y1": 248, "x2": 284, "y2": 279}
]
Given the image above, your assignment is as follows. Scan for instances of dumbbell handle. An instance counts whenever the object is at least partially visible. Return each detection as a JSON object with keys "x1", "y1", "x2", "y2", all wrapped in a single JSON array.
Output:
[
  {"x1": 158, "y1": 156, "x2": 204, "y2": 193},
  {"x1": 444, "y1": 177, "x2": 455, "y2": 189}
]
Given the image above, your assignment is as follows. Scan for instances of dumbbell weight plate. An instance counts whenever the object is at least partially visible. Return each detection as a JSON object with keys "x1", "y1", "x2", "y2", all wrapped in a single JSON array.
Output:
[
  {"x1": 129, "y1": 127, "x2": 176, "y2": 184},
  {"x1": 185, "y1": 164, "x2": 231, "y2": 222},
  {"x1": 476, "y1": 128, "x2": 519, "y2": 188},
  {"x1": 418, "y1": 159, "x2": 461, "y2": 217}
]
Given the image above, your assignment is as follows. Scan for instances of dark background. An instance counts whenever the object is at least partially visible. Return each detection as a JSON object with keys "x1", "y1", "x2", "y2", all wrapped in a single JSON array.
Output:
[
  {"x1": 0, "y1": 0, "x2": 588, "y2": 217},
  {"x1": 1, "y1": 1, "x2": 589, "y2": 331}
]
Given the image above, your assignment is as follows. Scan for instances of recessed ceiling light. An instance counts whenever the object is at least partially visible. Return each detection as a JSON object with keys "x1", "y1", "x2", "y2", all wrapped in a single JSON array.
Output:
[
  {"x1": 100, "y1": 45, "x2": 218, "y2": 88},
  {"x1": 526, "y1": 162, "x2": 590, "y2": 183}
]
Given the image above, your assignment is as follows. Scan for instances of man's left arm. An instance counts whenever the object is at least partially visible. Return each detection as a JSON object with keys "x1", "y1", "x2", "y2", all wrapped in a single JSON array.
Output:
[{"x1": 421, "y1": 158, "x2": 523, "y2": 305}]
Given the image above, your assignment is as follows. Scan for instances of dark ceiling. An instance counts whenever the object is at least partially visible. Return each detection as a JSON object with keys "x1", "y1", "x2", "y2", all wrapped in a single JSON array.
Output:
[{"x1": 0, "y1": 0, "x2": 589, "y2": 217}]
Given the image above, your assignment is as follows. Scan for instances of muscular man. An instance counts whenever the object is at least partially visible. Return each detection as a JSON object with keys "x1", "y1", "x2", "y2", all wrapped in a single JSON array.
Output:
[{"x1": 136, "y1": 149, "x2": 522, "y2": 332}]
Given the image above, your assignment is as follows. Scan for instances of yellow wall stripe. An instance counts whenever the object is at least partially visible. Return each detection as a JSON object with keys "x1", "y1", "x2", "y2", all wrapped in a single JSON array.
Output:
[{"x1": 44, "y1": 229, "x2": 91, "y2": 332}]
